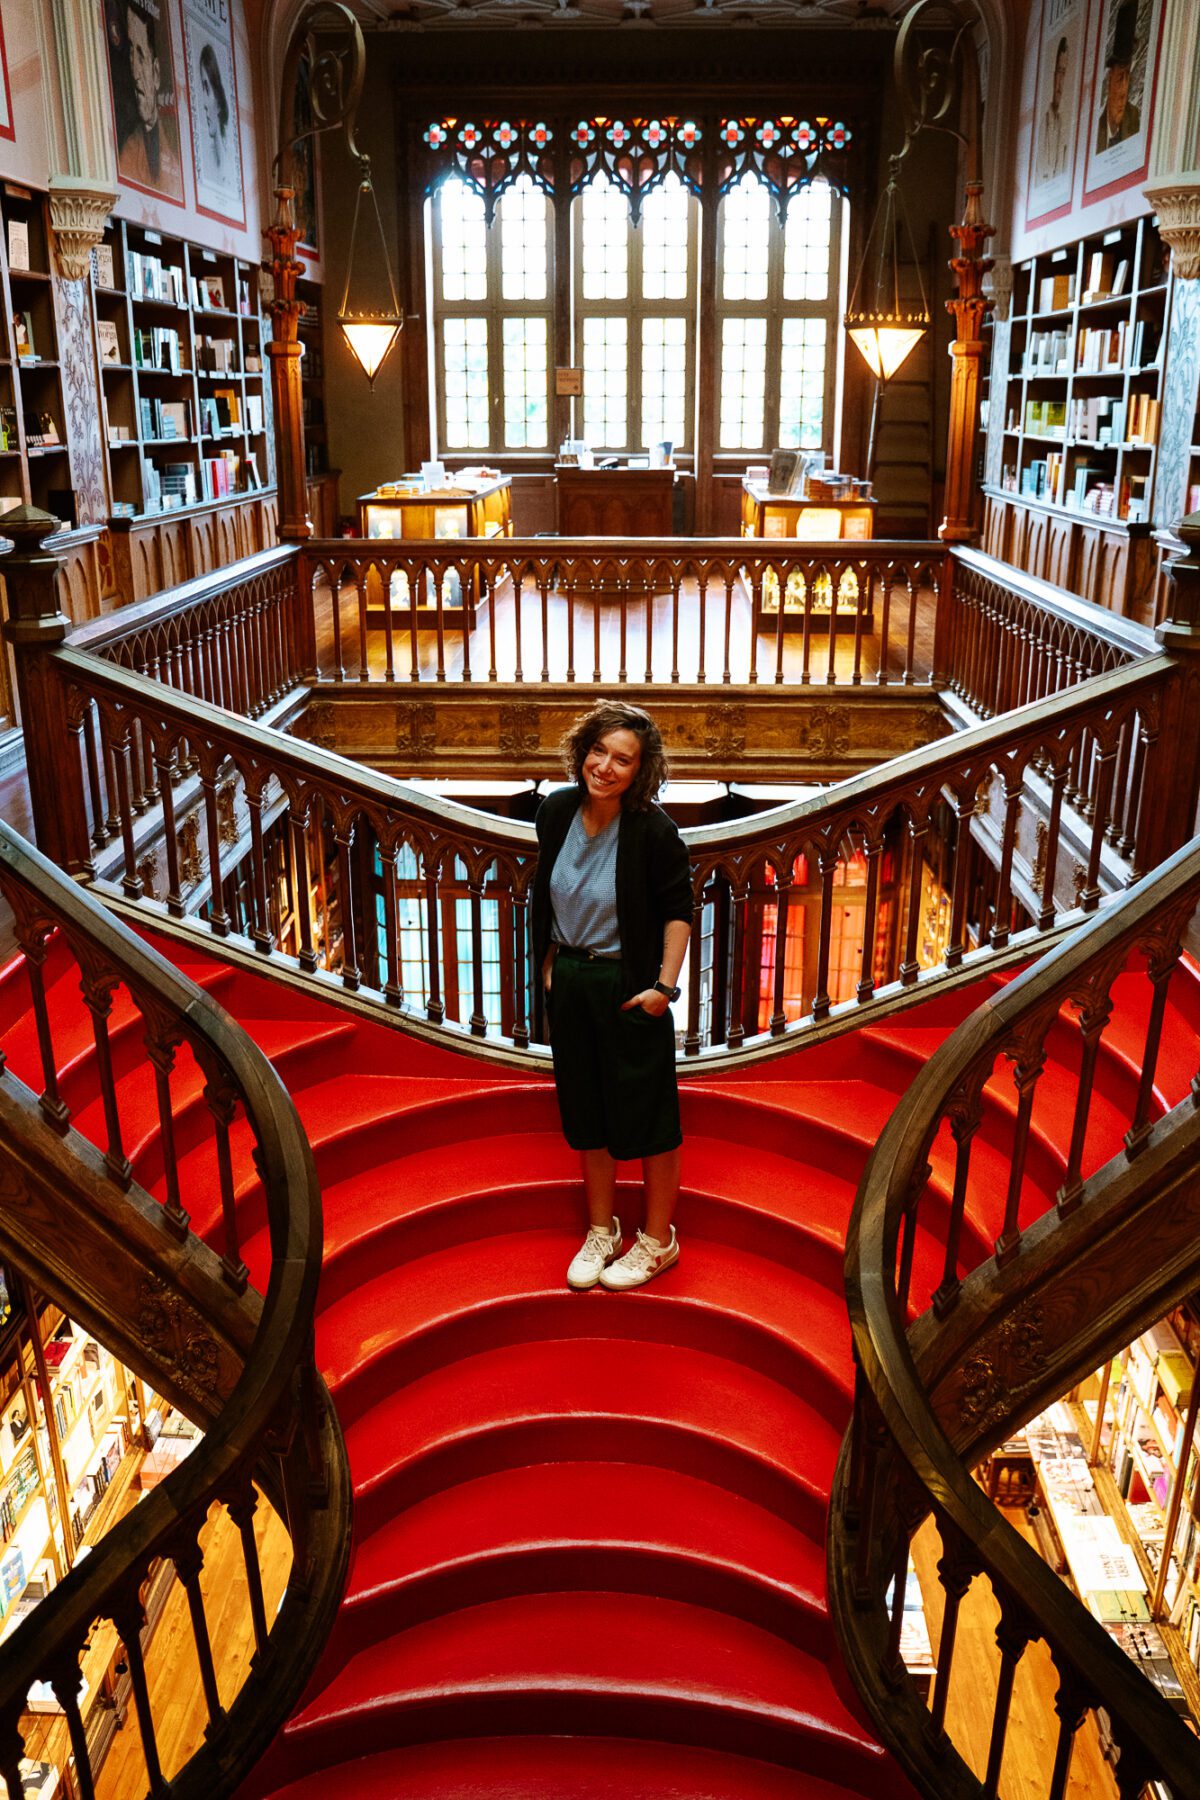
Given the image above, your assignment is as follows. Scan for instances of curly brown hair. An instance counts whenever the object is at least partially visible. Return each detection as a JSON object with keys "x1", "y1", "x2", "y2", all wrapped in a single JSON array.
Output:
[{"x1": 560, "y1": 699, "x2": 669, "y2": 813}]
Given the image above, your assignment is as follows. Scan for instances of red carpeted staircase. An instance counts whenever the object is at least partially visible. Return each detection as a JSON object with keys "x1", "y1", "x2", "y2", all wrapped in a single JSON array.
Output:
[{"x1": 3, "y1": 932, "x2": 1197, "y2": 1800}]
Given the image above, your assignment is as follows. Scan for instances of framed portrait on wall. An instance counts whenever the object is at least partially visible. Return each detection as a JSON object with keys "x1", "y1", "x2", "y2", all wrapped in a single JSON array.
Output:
[
  {"x1": 1082, "y1": 0, "x2": 1165, "y2": 203},
  {"x1": 104, "y1": 0, "x2": 186, "y2": 205},
  {"x1": 0, "y1": 9, "x2": 14, "y2": 145},
  {"x1": 182, "y1": 0, "x2": 245, "y2": 226},
  {"x1": 1025, "y1": 0, "x2": 1087, "y2": 229}
]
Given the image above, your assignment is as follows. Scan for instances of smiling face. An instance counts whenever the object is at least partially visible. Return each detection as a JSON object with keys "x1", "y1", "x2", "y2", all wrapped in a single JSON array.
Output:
[
  {"x1": 127, "y1": 9, "x2": 159, "y2": 128},
  {"x1": 582, "y1": 727, "x2": 642, "y2": 806}
]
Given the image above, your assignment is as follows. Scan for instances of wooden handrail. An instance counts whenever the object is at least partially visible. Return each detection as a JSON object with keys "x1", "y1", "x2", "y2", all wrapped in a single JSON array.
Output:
[
  {"x1": 0, "y1": 822, "x2": 350, "y2": 1799},
  {"x1": 832, "y1": 835, "x2": 1200, "y2": 1800}
]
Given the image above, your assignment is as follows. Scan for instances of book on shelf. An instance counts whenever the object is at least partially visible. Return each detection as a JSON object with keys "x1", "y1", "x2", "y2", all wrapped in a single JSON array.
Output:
[
  {"x1": 191, "y1": 272, "x2": 227, "y2": 311},
  {"x1": 96, "y1": 319, "x2": 120, "y2": 364},
  {"x1": 12, "y1": 312, "x2": 34, "y2": 360},
  {"x1": 0, "y1": 406, "x2": 16, "y2": 451},
  {"x1": 1038, "y1": 271, "x2": 1075, "y2": 311},
  {"x1": 127, "y1": 249, "x2": 186, "y2": 306},
  {"x1": 93, "y1": 243, "x2": 116, "y2": 288},
  {"x1": 245, "y1": 393, "x2": 264, "y2": 435},
  {"x1": 6, "y1": 220, "x2": 29, "y2": 273}
]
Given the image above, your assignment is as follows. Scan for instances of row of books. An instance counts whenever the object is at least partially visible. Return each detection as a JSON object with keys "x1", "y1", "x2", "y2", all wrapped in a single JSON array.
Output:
[
  {"x1": 127, "y1": 249, "x2": 187, "y2": 306},
  {"x1": 1024, "y1": 329, "x2": 1071, "y2": 376},
  {"x1": 1036, "y1": 270, "x2": 1076, "y2": 313},
  {"x1": 201, "y1": 449, "x2": 244, "y2": 500},
  {"x1": 0, "y1": 1445, "x2": 38, "y2": 1541},
  {"x1": 1076, "y1": 317, "x2": 1160, "y2": 373},
  {"x1": 134, "y1": 324, "x2": 186, "y2": 374},
  {"x1": 190, "y1": 272, "x2": 230, "y2": 312},
  {"x1": 140, "y1": 396, "x2": 192, "y2": 442},
  {"x1": 197, "y1": 333, "x2": 239, "y2": 373},
  {"x1": 142, "y1": 456, "x2": 197, "y2": 511}
]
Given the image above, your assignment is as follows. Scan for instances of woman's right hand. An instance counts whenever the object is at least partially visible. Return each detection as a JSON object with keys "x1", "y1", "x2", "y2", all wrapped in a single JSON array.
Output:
[{"x1": 542, "y1": 946, "x2": 557, "y2": 994}]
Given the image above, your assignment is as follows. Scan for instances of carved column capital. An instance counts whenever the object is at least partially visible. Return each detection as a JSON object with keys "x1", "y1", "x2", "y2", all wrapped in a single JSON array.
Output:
[
  {"x1": 986, "y1": 252, "x2": 1013, "y2": 322},
  {"x1": 1144, "y1": 173, "x2": 1200, "y2": 280},
  {"x1": 47, "y1": 176, "x2": 118, "y2": 282}
]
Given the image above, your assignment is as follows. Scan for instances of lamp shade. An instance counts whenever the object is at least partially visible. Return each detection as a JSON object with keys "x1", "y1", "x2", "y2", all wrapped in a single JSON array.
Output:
[
  {"x1": 339, "y1": 314, "x2": 402, "y2": 384},
  {"x1": 846, "y1": 314, "x2": 929, "y2": 381}
]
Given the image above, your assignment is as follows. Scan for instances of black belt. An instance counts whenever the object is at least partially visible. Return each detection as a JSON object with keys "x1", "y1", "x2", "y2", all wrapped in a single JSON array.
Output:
[{"x1": 555, "y1": 944, "x2": 621, "y2": 963}]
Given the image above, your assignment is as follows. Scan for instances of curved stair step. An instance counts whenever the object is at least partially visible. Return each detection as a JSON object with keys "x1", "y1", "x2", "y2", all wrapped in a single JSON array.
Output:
[{"x1": 283, "y1": 1592, "x2": 887, "y2": 1791}]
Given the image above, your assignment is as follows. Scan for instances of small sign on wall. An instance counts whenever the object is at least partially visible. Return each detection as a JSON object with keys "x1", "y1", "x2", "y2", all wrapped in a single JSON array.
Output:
[{"x1": 555, "y1": 367, "x2": 583, "y2": 396}]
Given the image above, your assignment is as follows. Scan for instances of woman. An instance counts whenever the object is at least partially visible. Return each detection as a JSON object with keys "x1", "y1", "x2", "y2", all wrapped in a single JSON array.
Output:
[{"x1": 532, "y1": 700, "x2": 692, "y2": 1291}]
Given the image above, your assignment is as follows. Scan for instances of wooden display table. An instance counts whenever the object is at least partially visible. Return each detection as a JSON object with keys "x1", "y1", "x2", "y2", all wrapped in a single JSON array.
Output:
[
  {"x1": 358, "y1": 477, "x2": 513, "y2": 627},
  {"x1": 741, "y1": 480, "x2": 877, "y2": 634}
]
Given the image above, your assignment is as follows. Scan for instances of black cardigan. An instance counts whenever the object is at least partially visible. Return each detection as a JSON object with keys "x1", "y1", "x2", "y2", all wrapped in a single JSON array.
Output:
[{"x1": 532, "y1": 785, "x2": 694, "y2": 996}]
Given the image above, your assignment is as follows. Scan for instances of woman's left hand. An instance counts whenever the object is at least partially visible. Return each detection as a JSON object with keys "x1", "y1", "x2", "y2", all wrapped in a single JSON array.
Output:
[{"x1": 621, "y1": 989, "x2": 671, "y2": 1017}]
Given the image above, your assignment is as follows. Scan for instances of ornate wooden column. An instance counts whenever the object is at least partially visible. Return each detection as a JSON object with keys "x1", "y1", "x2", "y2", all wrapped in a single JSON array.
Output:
[
  {"x1": 940, "y1": 178, "x2": 994, "y2": 543},
  {"x1": 266, "y1": 186, "x2": 311, "y2": 543}
]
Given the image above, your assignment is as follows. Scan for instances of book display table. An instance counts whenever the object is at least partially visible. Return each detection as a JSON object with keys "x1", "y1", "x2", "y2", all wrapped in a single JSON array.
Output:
[{"x1": 358, "y1": 477, "x2": 513, "y2": 627}]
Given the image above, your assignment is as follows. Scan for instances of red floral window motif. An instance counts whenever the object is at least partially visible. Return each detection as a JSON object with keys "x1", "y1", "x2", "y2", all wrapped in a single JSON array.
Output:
[
  {"x1": 644, "y1": 120, "x2": 667, "y2": 149},
  {"x1": 529, "y1": 122, "x2": 552, "y2": 148},
  {"x1": 756, "y1": 120, "x2": 781, "y2": 149},
  {"x1": 424, "y1": 122, "x2": 448, "y2": 149},
  {"x1": 677, "y1": 121, "x2": 702, "y2": 148},
  {"x1": 826, "y1": 123, "x2": 852, "y2": 148},
  {"x1": 606, "y1": 120, "x2": 631, "y2": 148},
  {"x1": 571, "y1": 121, "x2": 596, "y2": 149},
  {"x1": 458, "y1": 122, "x2": 482, "y2": 151},
  {"x1": 794, "y1": 122, "x2": 817, "y2": 152},
  {"x1": 720, "y1": 121, "x2": 745, "y2": 149},
  {"x1": 493, "y1": 122, "x2": 518, "y2": 150}
]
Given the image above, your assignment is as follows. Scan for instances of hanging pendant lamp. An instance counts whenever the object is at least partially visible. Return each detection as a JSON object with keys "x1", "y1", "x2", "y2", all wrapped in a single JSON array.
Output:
[
  {"x1": 338, "y1": 162, "x2": 404, "y2": 386},
  {"x1": 844, "y1": 162, "x2": 930, "y2": 383}
]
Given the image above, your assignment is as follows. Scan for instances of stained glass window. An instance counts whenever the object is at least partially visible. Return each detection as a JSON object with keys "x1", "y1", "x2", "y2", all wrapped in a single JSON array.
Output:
[{"x1": 583, "y1": 317, "x2": 629, "y2": 447}]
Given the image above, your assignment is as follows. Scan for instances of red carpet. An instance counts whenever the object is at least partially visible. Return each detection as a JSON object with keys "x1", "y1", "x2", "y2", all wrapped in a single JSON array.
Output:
[{"x1": 2, "y1": 934, "x2": 1194, "y2": 1799}]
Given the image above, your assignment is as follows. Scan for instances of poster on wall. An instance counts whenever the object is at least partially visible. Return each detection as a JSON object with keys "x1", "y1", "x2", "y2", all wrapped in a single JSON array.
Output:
[
  {"x1": 1082, "y1": 0, "x2": 1164, "y2": 202},
  {"x1": 293, "y1": 57, "x2": 319, "y2": 257},
  {"x1": 104, "y1": 0, "x2": 186, "y2": 205},
  {"x1": 0, "y1": 6, "x2": 15, "y2": 145},
  {"x1": 1025, "y1": 0, "x2": 1087, "y2": 228},
  {"x1": 182, "y1": 0, "x2": 245, "y2": 226}
]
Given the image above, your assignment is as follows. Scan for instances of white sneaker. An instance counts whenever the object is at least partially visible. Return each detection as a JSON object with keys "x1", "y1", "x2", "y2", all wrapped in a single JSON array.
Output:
[
  {"x1": 599, "y1": 1226, "x2": 679, "y2": 1291},
  {"x1": 567, "y1": 1217, "x2": 622, "y2": 1290}
]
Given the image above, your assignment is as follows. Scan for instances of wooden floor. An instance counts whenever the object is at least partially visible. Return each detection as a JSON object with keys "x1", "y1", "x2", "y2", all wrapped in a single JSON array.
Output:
[{"x1": 314, "y1": 571, "x2": 939, "y2": 689}]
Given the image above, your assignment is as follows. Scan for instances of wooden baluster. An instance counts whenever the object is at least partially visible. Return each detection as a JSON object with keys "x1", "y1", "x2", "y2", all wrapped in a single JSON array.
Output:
[
  {"x1": 204, "y1": 1066, "x2": 248, "y2": 1289},
  {"x1": 407, "y1": 563, "x2": 422, "y2": 682},
  {"x1": 112, "y1": 731, "x2": 144, "y2": 901},
  {"x1": 722, "y1": 569, "x2": 734, "y2": 686},
  {"x1": 899, "y1": 815, "x2": 928, "y2": 986},
  {"x1": 1057, "y1": 981, "x2": 1114, "y2": 1214},
  {"x1": 595, "y1": 579, "x2": 604, "y2": 684},
  {"x1": 171, "y1": 1529, "x2": 225, "y2": 1730},
  {"x1": 617, "y1": 572, "x2": 628, "y2": 684},
  {"x1": 850, "y1": 565, "x2": 866, "y2": 686},
  {"x1": 902, "y1": 571, "x2": 919, "y2": 685},
  {"x1": 296, "y1": 549, "x2": 319, "y2": 681},
  {"x1": 770, "y1": 867, "x2": 793, "y2": 1034},
  {"x1": 1106, "y1": 716, "x2": 1132, "y2": 848},
  {"x1": 114, "y1": 1593, "x2": 169, "y2": 1798},
  {"x1": 82, "y1": 973, "x2": 133, "y2": 1188},
  {"x1": 856, "y1": 836, "x2": 882, "y2": 1003},
  {"x1": 539, "y1": 571, "x2": 551, "y2": 684},
  {"x1": 944, "y1": 789, "x2": 976, "y2": 969},
  {"x1": 82, "y1": 703, "x2": 110, "y2": 848},
  {"x1": 877, "y1": 569, "x2": 893, "y2": 686},
  {"x1": 433, "y1": 565, "x2": 448, "y2": 683},
  {"x1": 669, "y1": 570, "x2": 681, "y2": 685},
  {"x1": 380, "y1": 838, "x2": 403, "y2": 1006},
  {"x1": 995, "y1": 1026, "x2": 1048, "y2": 1266},
  {"x1": 1038, "y1": 761, "x2": 1068, "y2": 930},
  {"x1": 424, "y1": 851, "x2": 445, "y2": 1023},
  {"x1": 225, "y1": 1483, "x2": 270, "y2": 1657},
  {"x1": 1046, "y1": 1667, "x2": 1091, "y2": 1800},
  {"x1": 696, "y1": 566, "x2": 708, "y2": 684},
  {"x1": 811, "y1": 848, "x2": 837, "y2": 1022},
  {"x1": 290, "y1": 803, "x2": 318, "y2": 973},
  {"x1": 460, "y1": 561, "x2": 473, "y2": 683},
  {"x1": 1128, "y1": 706, "x2": 1158, "y2": 881},
  {"x1": 684, "y1": 896, "x2": 703, "y2": 1057},
  {"x1": 245, "y1": 780, "x2": 275, "y2": 954},
  {"x1": 882, "y1": 1527, "x2": 914, "y2": 1688},
  {"x1": 334, "y1": 820, "x2": 360, "y2": 991},
  {"x1": 726, "y1": 877, "x2": 749, "y2": 1050},
  {"x1": 489, "y1": 563, "x2": 503, "y2": 684},
  {"x1": 823, "y1": 570, "x2": 839, "y2": 686},
  {"x1": 200, "y1": 767, "x2": 230, "y2": 937},
  {"x1": 512, "y1": 879, "x2": 530, "y2": 1050},
  {"x1": 145, "y1": 1026, "x2": 189, "y2": 1237},
  {"x1": 894, "y1": 1159, "x2": 932, "y2": 1313},
  {"x1": 773, "y1": 560, "x2": 788, "y2": 685},
  {"x1": 49, "y1": 1655, "x2": 98, "y2": 1800},
  {"x1": 852, "y1": 1401, "x2": 889, "y2": 1603},
  {"x1": 933, "y1": 1078, "x2": 985, "y2": 1316},
  {"x1": 468, "y1": 866, "x2": 488, "y2": 1037},
  {"x1": 156, "y1": 743, "x2": 184, "y2": 919},
  {"x1": 643, "y1": 572, "x2": 654, "y2": 684},
  {"x1": 989, "y1": 770, "x2": 1023, "y2": 949},
  {"x1": 382, "y1": 568, "x2": 396, "y2": 682},
  {"x1": 798, "y1": 571, "x2": 813, "y2": 687},
  {"x1": 1081, "y1": 733, "x2": 1118, "y2": 911},
  {"x1": 21, "y1": 936, "x2": 69, "y2": 1132},
  {"x1": 983, "y1": 1596, "x2": 1034, "y2": 1800},
  {"x1": 355, "y1": 567, "x2": 370, "y2": 681},
  {"x1": 1126, "y1": 937, "x2": 1182, "y2": 1154},
  {"x1": 929, "y1": 1522, "x2": 982, "y2": 1738},
  {"x1": 330, "y1": 562, "x2": 345, "y2": 680}
]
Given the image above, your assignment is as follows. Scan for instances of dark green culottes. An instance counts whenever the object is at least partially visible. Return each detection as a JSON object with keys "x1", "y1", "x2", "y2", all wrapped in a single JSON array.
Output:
[{"x1": 547, "y1": 951, "x2": 682, "y2": 1162}]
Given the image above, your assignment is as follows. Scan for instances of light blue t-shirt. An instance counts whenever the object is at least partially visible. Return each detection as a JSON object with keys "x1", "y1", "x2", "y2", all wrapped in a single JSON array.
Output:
[{"x1": 549, "y1": 807, "x2": 622, "y2": 957}]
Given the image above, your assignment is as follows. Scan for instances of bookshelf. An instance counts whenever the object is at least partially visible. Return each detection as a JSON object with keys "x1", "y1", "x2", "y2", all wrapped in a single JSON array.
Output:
[
  {"x1": 92, "y1": 218, "x2": 273, "y2": 522},
  {"x1": 0, "y1": 184, "x2": 72, "y2": 521},
  {"x1": 981, "y1": 214, "x2": 1172, "y2": 618}
]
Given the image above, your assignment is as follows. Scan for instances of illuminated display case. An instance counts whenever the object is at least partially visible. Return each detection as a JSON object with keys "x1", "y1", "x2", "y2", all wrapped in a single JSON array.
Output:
[
  {"x1": 358, "y1": 477, "x2": 513, "y2": 625},
  {"x1": 741, "y1": 480, "x2": 877, "y2": 632}
]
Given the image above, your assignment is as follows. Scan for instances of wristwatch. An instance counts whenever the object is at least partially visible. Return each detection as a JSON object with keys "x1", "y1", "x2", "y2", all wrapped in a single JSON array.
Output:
[{"x1": 653, "y1": 979, "x2": 682, "y2": 1001}]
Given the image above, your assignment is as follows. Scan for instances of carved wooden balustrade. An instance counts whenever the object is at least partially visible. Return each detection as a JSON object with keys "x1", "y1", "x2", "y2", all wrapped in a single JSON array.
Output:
[
  {"x1": 297, "y1": 536, "x2": 948, "y2": 689},
  {"x1": 944, "y1": 549, "x2": 1155, "y2": 724},
  {"x1": 0, "y1": 823, "x2": 350, "y2": 1798},
  {"x1": 68, "y1": 544, "x2": 310, "y2": 722},
  {"x1": 831, "y1": 836, "x2": 1200, "y2": 1800},
  {"x1": 47, "y1": 641, "x2": 1176, "y2": 1059}
]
